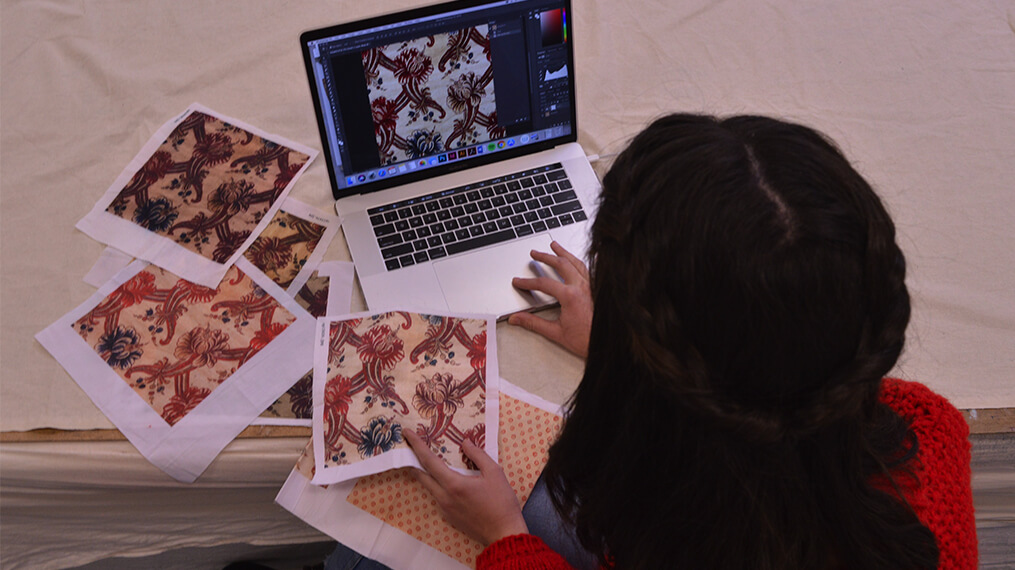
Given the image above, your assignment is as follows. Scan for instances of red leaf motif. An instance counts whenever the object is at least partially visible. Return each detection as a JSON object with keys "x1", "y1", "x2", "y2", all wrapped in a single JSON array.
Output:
[
  {"x1": 393, "y1": 48, "x2": 433, "y2": 85},
  {"x1": 412, "y1": 372, "x2": 463, "y2": 420},
  {"x1": 468, "y1": 330, "x2": 486, "y2": 371},
  {"x1": 162, "y1": 386, "x2": 212, "y2": 426},
  {"x1": 357, "y1": 324, "x2": 404, "y2": 370},
  {"x1": 176, "y1": 279, "x2": 219, "y2": 303},
  {"x1": 250, "y1": 322, "x2": 287, "y2": 351},
  {"x1": 192, "y1": 132, "x2": 234, "y2": 166},
  {"x1": 119, "y1": 271, "x2": 157, "y2": 306},
  {"x1": 371, "y1": 97, "x2": 400, "y2": 135},
  {"x1": 246, "y1": 236, "x2": 292, "y2": 272},
  {"x1": 136, "y1": 151, "x2": 175, "y2": 185},
  {"x1": 326, "y1": 375, "x2": 353, "y2": 417},
  {"x1": 174, "y1": 326, "x2": 231, "y2": 367},
  {"x1": 273, "y1": 161, "x2": 304, "y2": 193},
  {"x1": 447, "y1": 72, "x2": 485, "y2": 113}
]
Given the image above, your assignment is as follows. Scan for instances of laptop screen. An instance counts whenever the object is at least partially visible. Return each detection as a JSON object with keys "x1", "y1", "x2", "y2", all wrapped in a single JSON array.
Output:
[{"x1": 301, "y1": 0, "x2": 577, "y2": 200}]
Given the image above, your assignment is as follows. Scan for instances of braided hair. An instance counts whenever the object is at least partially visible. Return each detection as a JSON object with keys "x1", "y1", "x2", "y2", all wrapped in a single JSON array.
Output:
[{"x1": 542, "y1": 114, "x2": 939, "y2": 569}]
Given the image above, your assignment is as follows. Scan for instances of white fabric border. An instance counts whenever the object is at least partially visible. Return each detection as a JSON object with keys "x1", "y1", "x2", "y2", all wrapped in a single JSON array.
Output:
[
  {"x1": 274, "y1": 379, "x2": 557, "y2": 570},
  {"x1": 82, "y1": 247, "x2": 135, "y2": 288},
  {"x1": 34, "y1": 257, "x2": 316, "y2": 483},
  {"x1": 74, "y1": 103, "x2": 318, "y2": 289},
  {"x1": 317, "y1": 261, "x2": 356, "y2": 317},
  {"x1": 311, "y1": 310, "x2": 500, "y2": 486}
]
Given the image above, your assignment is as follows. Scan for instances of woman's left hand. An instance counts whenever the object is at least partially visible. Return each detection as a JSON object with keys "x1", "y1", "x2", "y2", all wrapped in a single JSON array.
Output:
[{"x1": 404, "y1": 430, "x2": 529, "y2": 546}]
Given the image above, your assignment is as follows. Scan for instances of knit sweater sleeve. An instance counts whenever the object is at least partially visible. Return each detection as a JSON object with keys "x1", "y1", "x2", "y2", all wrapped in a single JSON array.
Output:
[
  {"x1": 879, "y1": 378, "x2": 978, "y2": 570},
  {"x1": 477, "y1": 534, "x2": 579, "y2": 570}
]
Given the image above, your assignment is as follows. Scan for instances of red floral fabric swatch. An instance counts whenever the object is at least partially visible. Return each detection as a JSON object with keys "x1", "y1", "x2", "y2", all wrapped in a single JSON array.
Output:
[
  {"x1": 105, "y1": 111, "x2": 311, "y2": 263},
  {"x1": 321, "y1": 312, "x2": 488, "y2": 472},
  {"x1": 71, "y1": 264, "x2": 296, "y2": 426},
  {"x1": 363, "y1": 26, "x2": 506, "y2": 165}
]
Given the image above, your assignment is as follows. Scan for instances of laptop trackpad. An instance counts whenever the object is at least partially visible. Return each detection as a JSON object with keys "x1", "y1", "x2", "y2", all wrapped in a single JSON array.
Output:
[{"x1": 433, "y1": 235, "x2": 557, "y2": 317}]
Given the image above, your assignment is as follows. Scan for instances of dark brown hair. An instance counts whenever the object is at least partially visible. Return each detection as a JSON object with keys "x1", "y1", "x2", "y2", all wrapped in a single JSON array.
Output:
[{"x1": 543, "y1": 114, "x2": 938, "y2": 569}]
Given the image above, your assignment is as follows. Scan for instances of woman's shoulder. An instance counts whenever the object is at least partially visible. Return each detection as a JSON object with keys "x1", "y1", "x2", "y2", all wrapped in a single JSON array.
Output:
[
  {"x1": 878, "y1": 377, "x2": 978, "y2": 569},
  {"x1": 878, "y1": 377, "x2": 968, "y2": 437}
]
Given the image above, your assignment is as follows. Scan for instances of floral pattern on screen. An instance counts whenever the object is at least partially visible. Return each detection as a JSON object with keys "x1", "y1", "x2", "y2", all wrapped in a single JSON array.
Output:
[
  {"x1": 363, "y1": 25, "x2": 506, "y2": 165},
  {"x1": 71, "y1": 264, "x2": 297, "y2": 426},
  {"x1": 322, "y1": 312, "x2": 487, "y2": 471},
  {"x1": 105, "y1": 111, "x2": 311, "y2": 263},
  {"x1": 244, "y1": 211, "x2": 326, "y2": 289}
]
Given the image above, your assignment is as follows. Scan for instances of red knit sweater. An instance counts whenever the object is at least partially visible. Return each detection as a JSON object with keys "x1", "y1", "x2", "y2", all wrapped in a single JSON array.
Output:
[{"x1": 478, "y1": 378, "x2": 977, "y2": 569}]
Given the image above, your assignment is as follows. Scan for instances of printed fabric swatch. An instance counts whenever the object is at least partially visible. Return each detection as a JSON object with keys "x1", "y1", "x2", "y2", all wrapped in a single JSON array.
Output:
[
  {"x1": 243, "y1": 198, "x2": 340, "y2": 294},
  {"x1": 363, "y1": 26, "x2": 506, "y2": 165},
  {"x1": 36, "y1": 257, "x2": 316, "y2": 482},
  {"x1": 312, "y1": 311, "x2": 500, "y2": 485},
  {"x1": 274, "y1": 380, "x2": 561, "y2": 570},
  {"x1": 345, "y1": 392, "x2": 563, "y2": 568},
  {"x1": 77, "y1": 103, "x2": 317, "y2": 288},
  {"x1": 256, "y1": 261, "x2": 356, "y2": 425}
]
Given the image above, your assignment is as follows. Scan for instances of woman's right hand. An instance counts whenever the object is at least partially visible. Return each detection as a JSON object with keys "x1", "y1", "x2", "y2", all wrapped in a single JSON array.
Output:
[{"x1": 508, "y1": 241, "x2": 592, "y2": 359}]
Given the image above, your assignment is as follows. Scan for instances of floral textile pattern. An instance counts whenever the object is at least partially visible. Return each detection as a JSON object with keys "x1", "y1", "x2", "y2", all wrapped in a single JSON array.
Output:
[
  {"x1": 105, "y1": 111, "x2": 311, "y2": 263},
  {"x1": 362, "y1": 26, "x2": 506, "y2": 165},
  {"x1": 321, "y1": 312, "x2": 487, "y2": 471},
  {"x1": 244, "y1": 211, "x2": 325, "y2": 289},
  {"x1": 72, "y1": 265, "x2": 297, "y2": 426}
]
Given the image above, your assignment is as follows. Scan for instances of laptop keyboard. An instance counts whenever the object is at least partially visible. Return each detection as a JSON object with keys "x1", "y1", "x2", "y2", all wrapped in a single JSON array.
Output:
[{"x1": 368, "y1": 163, "x2": 587, "y2": 271}]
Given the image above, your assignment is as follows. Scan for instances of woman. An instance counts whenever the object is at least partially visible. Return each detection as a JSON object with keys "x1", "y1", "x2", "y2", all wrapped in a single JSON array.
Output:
[{"x1": 406, "y1": 114, "x2": 977, "y2": 569}]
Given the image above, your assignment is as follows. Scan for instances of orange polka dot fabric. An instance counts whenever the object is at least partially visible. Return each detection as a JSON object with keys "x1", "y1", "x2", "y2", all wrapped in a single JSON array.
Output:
[{"x1": 346, "y1": 393, "x2": 562, "y2": 568}]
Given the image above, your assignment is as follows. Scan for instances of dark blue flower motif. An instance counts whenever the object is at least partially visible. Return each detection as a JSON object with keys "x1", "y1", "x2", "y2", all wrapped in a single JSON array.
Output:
[
  {"x1": 421, "y1": 314, "x2": 444, "y2": 326},
  {"x1": 133, "y1": 197, "x2": 179, "y2": 233},
  {"x1": 97, "y1": 326, "x2": 143, "y2": 369},
  {"x1": 357, "y1": 416, "x2": 403, "y2": 458},
  {"x1": 406, "y1": 129, "x2": 443, "y2": 159}
]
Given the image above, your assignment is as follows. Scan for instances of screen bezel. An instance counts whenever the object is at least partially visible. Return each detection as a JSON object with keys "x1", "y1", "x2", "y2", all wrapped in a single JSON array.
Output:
[{"x1": 299, "y1": 0, "x2": 578, "y2": 201}]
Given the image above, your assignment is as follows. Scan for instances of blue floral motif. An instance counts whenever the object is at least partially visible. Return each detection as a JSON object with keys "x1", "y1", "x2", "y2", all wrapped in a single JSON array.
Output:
[
  {"x1": 132, "y1": 197, "x2": 179, "y2": 232},
  {"x1": 96, "y1": 326, "x2": 144, "y2": 369},
  {"x1": 357, "y1": 416, "x2": 403, "y2": 458},
  {"x1": 406, "y1": 129, "x2": 443, "y2": 159},
  {"x1": 420, "y1": 314, "x2": 444, "y2": 326}
]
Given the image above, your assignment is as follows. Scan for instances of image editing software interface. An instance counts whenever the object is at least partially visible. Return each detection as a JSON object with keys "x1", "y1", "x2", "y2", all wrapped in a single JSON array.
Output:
[{"x1": 306, "y1": 0, "x2": 573, "y2": 193}]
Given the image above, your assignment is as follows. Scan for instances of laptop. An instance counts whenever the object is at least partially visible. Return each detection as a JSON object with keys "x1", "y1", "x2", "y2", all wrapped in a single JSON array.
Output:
[{"x1": 300, "y1": 0, "x2": 599, "y2": 317}]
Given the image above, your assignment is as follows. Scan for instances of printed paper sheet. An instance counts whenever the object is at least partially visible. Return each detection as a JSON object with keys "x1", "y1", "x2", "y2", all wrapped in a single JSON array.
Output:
[
  {"x1": 311, "y1": 311, "x2": 499, "y2": 485},
  {"x1": 36, "y1": 257, "x2": 316, "y2": 482},
  {"x1": 76, "y1": 103, "x2": 316, "y2": 288}
]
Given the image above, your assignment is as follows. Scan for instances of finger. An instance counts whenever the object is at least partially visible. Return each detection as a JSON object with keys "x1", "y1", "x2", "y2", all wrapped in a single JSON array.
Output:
[
  {"x1": 410, "y1": 463, "x2": 447, "y2": 499},
  {"x1": 512, "y1": 275, "x2": 568, "y2": 300},
  {"x1": 507, "y1": 311, "x2": 564, "y2": 344},
  {"x1": 405, "y1": 430, "x2": 457, "y2": 485},
  {"x1": 459, "y1": 438, "x2": 500, "y2": 474},
  {"x1": 550, "y1": 241, "x2": 590, "y2": 280},
  {"x1": 529, "y1": 249, "x2": 580, "y2": 283}
]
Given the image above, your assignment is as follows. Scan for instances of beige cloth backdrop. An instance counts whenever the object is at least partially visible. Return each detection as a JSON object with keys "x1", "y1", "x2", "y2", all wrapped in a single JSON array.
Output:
[{"x1": 1, "y1": 1, "x2": 1013, "y2": 567}]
